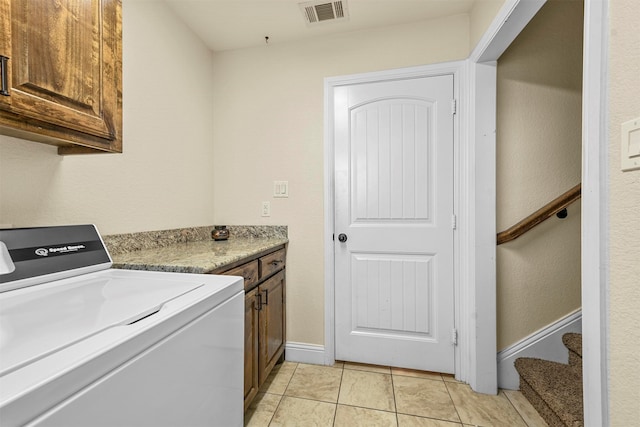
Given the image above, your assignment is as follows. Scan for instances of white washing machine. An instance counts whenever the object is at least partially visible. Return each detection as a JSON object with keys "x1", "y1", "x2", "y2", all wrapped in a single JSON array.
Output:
[{"x1": 0, "y1": 225, "x2": 244, "y2": 427}]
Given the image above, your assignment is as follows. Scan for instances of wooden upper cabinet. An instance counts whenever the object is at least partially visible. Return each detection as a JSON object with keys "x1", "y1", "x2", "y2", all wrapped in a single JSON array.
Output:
[{"x1": 0, "y1": 0, "x2": 122, "y2": 154}]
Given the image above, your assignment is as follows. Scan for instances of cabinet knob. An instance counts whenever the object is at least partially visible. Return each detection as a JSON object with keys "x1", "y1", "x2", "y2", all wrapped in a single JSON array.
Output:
[{"x1": 338, "y1": 233, "x2": 348, "y2": 243}]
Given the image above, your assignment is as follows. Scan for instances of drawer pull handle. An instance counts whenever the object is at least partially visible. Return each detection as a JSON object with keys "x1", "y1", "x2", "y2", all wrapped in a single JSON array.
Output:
[
  {"x1": 270, "y1": 260, "x2": 282, "y2": 266},
  {"x1": 256, "y1": 293, "x2": 263, "y2": 311},
  {"x1": 263, "y1": 289, "x2": 268, "y2": 305},
  {"x1": 0, "y1": 56, "x2": 9, "y2": 96},
  {"x1": 244, "y1": 276, "x2": 252, "y2": 282}
]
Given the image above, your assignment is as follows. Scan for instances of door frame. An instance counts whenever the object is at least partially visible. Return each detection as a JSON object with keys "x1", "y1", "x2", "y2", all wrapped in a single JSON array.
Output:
[
  {"x1": 324, "y1": 0, "x2": 549, "y2": 395},
  {"x1": 467, "y1": 0, "x2": 610, "y2": 420},
  {"x1": 581, "y1": 0, "x2": 610, "y2": 425},
  {"x1": 325, "y1": 0, "x2": 609, "y2": 404},
  {"x1": 324, "y1": 60, "x2": 471, "y2": 383}
]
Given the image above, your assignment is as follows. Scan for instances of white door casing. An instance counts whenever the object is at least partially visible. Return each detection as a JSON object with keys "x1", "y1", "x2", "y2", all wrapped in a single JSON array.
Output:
[
  {"x1": 323, "y1": 0, "x2": 568, "y2": 396},
  {"x1": 334, "y1": 75, "x2": 456, "y2": 373}
]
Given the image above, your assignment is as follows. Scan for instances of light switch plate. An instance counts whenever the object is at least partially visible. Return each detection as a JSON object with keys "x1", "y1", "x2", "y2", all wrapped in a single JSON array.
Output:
[
  {"x1": 274, "y1": 181, "x2": 289, "y2": 198},
  {"x1": 621, "y1": 117, "x2": 640, "y2": 171}
]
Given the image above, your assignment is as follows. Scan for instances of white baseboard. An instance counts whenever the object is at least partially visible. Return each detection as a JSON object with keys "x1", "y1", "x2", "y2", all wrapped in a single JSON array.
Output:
[
  {"x1": 497, "y1": 310, "x2": 582, "y2": 390},
  {"x1": 284, "y1": 342, "x2": 326, "y2": 365}
]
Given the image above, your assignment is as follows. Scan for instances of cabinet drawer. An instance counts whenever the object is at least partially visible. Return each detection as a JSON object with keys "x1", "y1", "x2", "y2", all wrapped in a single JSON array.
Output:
[
  {"x1": 259, "y1": 249, "x2": 286, "y2": 278},
  {"x1": 225, "y1": 260, "x2": 259, "y2": 291}
]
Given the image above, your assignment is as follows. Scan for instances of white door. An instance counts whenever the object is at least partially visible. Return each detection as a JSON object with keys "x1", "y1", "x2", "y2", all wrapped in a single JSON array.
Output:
[{"x1": 334, "y1": 74, "x2": 455, "y2": 373}]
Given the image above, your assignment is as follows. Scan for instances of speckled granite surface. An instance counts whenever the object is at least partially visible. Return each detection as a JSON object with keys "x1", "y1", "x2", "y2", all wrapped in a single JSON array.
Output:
[
  {"x1": 104, "y1": 226, "x2": 288, "y2": 274},
  {"x1": 104, "y1": 225, "x2": 287, "y2": 255},
  {"x1": 227, "y1": 225, "x2": 287, "y2": 240},
  {"x1": 103, "y1": 226, "x2": 212, "y2": 255}
]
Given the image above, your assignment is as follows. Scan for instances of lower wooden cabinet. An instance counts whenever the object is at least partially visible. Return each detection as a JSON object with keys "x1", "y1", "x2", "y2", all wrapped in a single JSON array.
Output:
[
  {"x1": 215, "y1": 246, "x2": 286, "y2": 411},
  {"x1": 244, "y1": 287, "x2": 260, "y2": 407},
  {"x1": 258, "y1": 270, "x2": 286, "y2": 385}
]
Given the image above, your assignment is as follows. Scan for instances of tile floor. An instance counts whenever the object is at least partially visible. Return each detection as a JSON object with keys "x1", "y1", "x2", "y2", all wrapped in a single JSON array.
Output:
[{"x1": 244, "y1": 361, "x2": 549, "y2": 427}]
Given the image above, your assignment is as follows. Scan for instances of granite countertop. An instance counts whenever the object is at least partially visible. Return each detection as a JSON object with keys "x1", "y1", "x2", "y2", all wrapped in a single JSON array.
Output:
[{"x1": 105, "y1": 226, "x2": 288, "y2": 274}]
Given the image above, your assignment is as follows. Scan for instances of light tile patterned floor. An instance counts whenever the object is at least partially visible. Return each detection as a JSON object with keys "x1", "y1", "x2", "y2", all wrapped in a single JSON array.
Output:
[{"x1": 245, "y1": 361, "x2": 549, "y2": 427}]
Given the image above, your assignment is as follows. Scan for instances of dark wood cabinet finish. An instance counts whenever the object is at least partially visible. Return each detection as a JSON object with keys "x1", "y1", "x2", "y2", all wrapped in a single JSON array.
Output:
[
  {"x1": 259, "y1": 248, "x2": 286, "y2": 279},
  {"x1": 258, "y1": 270, "x2": 285, "y2": 385},
  {"x1": 244, "y1": 287, "x2": 260, "y2": 408},
  {"x1": 0, "y1": 0, "x2": 122, "y2": 154},
  {"x1": 215, "y1": 244, "x2": 286, "y2": 411},
  {"x1": 225, "y1": 260, "x2": 259, "y2": 291}
]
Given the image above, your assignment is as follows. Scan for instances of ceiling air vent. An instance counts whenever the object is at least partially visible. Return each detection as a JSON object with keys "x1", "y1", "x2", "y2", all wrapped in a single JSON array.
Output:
[{"x1": 299, "y1": 1, "x2": 349, "y2": 26}]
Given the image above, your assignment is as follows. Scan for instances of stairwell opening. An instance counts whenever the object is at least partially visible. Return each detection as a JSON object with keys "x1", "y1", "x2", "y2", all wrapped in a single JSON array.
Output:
[{"x1": 495, "y1": 0, "x2": 585, "y2": 424}]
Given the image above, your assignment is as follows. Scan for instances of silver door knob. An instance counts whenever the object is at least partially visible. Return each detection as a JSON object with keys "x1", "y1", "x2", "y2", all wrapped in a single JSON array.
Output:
[{"x1": 338, "y1": 233, "x2": 347, "y2": 242}]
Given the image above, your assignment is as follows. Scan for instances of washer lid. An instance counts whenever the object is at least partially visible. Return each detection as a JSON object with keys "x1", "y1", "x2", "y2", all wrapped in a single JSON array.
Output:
[{"x1": 0, "y1": 276, "x2": 202, "y2": 376}]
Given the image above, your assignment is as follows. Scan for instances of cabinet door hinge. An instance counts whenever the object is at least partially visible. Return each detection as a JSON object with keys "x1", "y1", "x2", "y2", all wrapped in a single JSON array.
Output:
[
  {"x1": 452, "y1": 329, "x2": 458, "y2": 346},
  {"x1": 451, "y1": 214, "x2": 457, "y2": 230},
  {"x1": 451, "y1": 99, "x2": 457, "y2": 115}
]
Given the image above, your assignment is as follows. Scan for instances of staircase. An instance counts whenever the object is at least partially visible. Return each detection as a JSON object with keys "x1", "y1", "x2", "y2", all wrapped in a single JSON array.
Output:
[{"x1": 514, "y1": 333, "x2": 583, "y2": 427}]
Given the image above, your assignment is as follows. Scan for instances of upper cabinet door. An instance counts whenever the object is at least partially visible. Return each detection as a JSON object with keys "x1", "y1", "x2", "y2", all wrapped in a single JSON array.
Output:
[
  {"x1": 0, "y1": 1, "x2": 12, "y2": 110},
  {"x1": 0, "y1": 0, "x2": 122, "y2": 154}
]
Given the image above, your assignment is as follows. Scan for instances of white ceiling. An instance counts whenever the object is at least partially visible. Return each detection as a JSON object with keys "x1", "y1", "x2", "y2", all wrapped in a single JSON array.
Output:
[{"x1": 162, "y1": 0, "x2": 476, "y2": 52}]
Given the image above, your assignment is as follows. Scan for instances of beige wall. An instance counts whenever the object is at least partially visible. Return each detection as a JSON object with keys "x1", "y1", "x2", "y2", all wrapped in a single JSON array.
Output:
[
  {"x1": 0, "y1": 5, "x2": 473, "y2": 349},
  {"x1": 608, "y1": 0, "x2": 640, "y2": 423},
  {"x1": 211, "y1": 15, "x2": 470, "y2": 346},
  {"x1": 496, "y1": 0, "x2": 583, "y2": 349},
  {"x1": 469, "y1": 0, "x2": 506, "y2": 52},
  {"x1": 0, "y1": 1, "x2": 215, "y2": 235}
]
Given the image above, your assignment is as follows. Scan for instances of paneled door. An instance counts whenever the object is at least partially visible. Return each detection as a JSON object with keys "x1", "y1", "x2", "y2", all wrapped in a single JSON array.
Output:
[{"x1": 334, "y1": 74, "x2": 455, "y2": 373}]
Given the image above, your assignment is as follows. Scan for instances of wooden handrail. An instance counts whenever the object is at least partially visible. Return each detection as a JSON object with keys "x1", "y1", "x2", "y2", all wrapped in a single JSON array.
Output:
[{"x1": 497, "y1": 184, "x2": 581, "y2": 245}]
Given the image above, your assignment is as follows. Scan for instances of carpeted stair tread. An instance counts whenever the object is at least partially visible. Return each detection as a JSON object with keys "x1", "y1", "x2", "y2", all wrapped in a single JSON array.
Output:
[
  {"x1": 562, "y1": 333, "x2": 582, "y2": 358},
  {"x1": 515, "y1": 357, "x2": 583, "y2": 427},
  {"x1": 562, "y1": 333, "x2": 583, "y2": 371}
]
